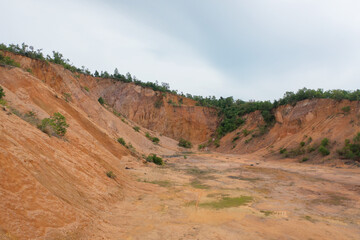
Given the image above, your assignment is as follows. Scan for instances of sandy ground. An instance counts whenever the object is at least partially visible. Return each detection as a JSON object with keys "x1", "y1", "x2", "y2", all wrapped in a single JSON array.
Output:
[{"x1": 81, "y1": 153, "x2": 360, "y2": 240}]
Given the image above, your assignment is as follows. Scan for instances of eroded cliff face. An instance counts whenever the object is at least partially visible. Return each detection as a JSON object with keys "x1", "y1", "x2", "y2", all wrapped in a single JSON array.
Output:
[
  {"x1": 3, "y1": 51, "x2": 219, "y2": 144},
  {"x1": 214, "y1": 99, "x2": 360, "y2": 157},
  {"x1": 94, "y1": 82, "x2": 219, "y2": 144}
]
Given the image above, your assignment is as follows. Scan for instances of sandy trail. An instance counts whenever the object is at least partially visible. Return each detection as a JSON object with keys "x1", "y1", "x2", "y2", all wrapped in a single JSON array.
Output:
[{"x1": 84, "y1": 153, "x2": 360, "y2": 240}]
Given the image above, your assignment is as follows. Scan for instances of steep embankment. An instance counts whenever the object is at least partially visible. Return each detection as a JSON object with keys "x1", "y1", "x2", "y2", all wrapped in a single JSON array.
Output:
[
  {"x1": 215, "y1": 99, "x2": 360, "y2": 162},
  {"x1": 94, "y1": 82, "x2": 218, "y2": 144},
  {"x1": 4, "y1": 51, "x2": 219, "y2": 144},
  {"x1": 0, "y1": 52, "x2": 217, "y2": 239}
]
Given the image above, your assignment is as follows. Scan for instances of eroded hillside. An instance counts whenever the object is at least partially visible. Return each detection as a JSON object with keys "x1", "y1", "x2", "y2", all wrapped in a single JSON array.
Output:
[
  {"x1": 214, "y1": 99, "x2": 360, "y2": 164},
  {"x1": 1, "y1": 51, "x2": 360, "y2": 239}
]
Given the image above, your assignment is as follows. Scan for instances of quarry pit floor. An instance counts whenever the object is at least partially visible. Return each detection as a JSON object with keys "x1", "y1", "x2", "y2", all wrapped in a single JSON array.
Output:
[{"x1": 85, "y1": 153, "x2": 360, "y2": 240}]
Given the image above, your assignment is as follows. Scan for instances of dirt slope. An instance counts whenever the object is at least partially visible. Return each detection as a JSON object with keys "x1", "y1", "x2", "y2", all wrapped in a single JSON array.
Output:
[
  {"x1": 4, "y1": 51, "x2": 219, "y2": 144},
  {"x1": 214, "y1": 99, "x2": 360, "y2": 163},
  {"x1": 0, "y1": 53, "x2": 187, "y2": 239}
]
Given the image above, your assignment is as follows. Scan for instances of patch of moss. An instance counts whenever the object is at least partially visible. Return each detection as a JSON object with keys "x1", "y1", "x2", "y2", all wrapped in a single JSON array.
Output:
[{"x1": 199, "y1": 196, "x2": 253, "y2": 209}]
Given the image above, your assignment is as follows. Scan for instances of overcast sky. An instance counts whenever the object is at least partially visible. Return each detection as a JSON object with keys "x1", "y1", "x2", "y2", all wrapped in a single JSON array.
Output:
[{"x1": 2, "y1": 0, "x2": 360, "y2": 101}]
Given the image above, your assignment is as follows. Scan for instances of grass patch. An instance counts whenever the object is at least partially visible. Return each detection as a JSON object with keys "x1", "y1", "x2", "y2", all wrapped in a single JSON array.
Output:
[
  {"x1": 190, "y1": 179, "x2": 210, "y2": 189},
  {"x1": 228, "y1": 175, "x2": 260, "y2": 182},
  {"x1": 185, "y1": 167, "x2": 216, "y2": 179},
  {"x1": 311, "y1": 194, "x2": 349, "y2": 206},
  {"x1": 148, "y1": 180, "x2": 172, "y2": 187},
  {"x1": 199, "y1": 196, "x2": 253, "y2": 209},
  {"x1": 303, "y1": 215, "x2": 317, "y2": 223},
  {"x1": 260, "y1": 210, "x2": 274, "y2": 216}
]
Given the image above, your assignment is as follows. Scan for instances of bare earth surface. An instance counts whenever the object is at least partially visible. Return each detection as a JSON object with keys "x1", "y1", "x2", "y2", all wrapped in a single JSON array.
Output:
[{"x1": 84, "y1": 153, "x2": 360, "y2": 240}]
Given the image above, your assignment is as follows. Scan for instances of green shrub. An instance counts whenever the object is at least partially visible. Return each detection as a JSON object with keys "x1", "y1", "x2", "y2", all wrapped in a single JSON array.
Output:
[
  {"x1": 244, "y1": 138, "x2": 252, "y2": 144},
  {"x1": 63, "y1": 93, "x2": 72, "y2": 102},
  {"x1": 341, "y1": 106, "x2": 351, "y2": 113},
  {"x1": 0, "y1": 53, "x2": 20, "y2": 67},
  {"x1": 242, "y1": 129, "x2": 250, "y2": 136},
  {"x1": 146, "y1": 154, "x2": 163, "y2": 165},
  {"x1": 318, "y1": 146, "x2": 330, "y2": 156},
  {"x1": 321, "y1": 138, "x2": 329, "y2": 147},
  {"x1": 300, "y1": 157, "x2": 309, "y2": 162},
  {"x1": 214, "y1": 139, "x2": 220, "y2": 147},
  {"x1": 83, "y1": 86, "x2": 89, "y2": 92},
  {"x1": 106, "y1": 171, "x2": 116, "y2": 179},
  {"x1": 279, "y1": 148, "x2": 287, "y2": 154},
  {"x1": 308, "y1": 146, "x2": 316, "y2": 152},
  {"x1": 133, "y1": 126, "x2": 140, "y2": 132},
  {"x1": 300, "y1": 141, "x2": 305, "y2": 147},
  {"x1": 0, "y1": 86, "x2": 4, "y2": 99},
  {"x1": 98, "y1": 97, "x2": 105, "y2": 105},
  {"x1": 154, "y1": 99, "x2": 163, "y2": 108},
  {"x1": 38, "y1": 112, "x2": 69, "y2": 137},
  {"x1": 178, "y1": 138, "x2": 192, "y2": 148},
  {"x1": 232, "y1": 136, "x2": 239, "y2": 142},
  {"x1": 117, "y1": 137, "x2": 126, "y2": 146},
  {"x1": 198, "y1": 144, "x2": 205, "y2": 150},
  {"x1": 145, "y1": 132, "x2": 160, "y2": 144},
  {"x1": 152, "y1": 137, "x2": 160, "y2": 144},
  {"x1": 337, "y1": 133, "x2": 360, "y2": 160}
]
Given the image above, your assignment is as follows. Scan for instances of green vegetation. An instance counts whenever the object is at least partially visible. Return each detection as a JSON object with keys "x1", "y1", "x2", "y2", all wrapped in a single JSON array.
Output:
[
  {"x1": 38, "y1": 112, "x2": 69, "y2": 137},
  {"x1": 98, "y1": 97, "x2": 105, "y2": 105},
  {"x1": 146, "y1": 180, "x2": 172, "y2": 187},
  {"x1": 242, "y1": 129, "x2": 250, "y2": 136},
  {"x1": 317, "y1": 138, "x2": 330, "y2": 156},
  {"x1": 318, "y1": 146, "x2": 330, "y2": 156},
  {"x1": 145, "y1": 132, "x2": 160, "y2": 144},
  {"x1": 341, "y1": 106, "x2": 351, "y2": 113},
  {"x1": 260, "y1": 210, "x2": 274, "y2": 216},
  {"x1": 133, "y1": 126, "x2": 140, "y2": 132},
  {"x1": 48, "y1": 112, "x2": 69, "y2": 136},
  {"x1": 199, "y1": 196, "x2": 253, "y2": 209},
  {"x1": 154, "y1": 99, "x2": 163, "y2": 108},
  {"x1": 0, "y1": 52, "x2": 20, "y2": 67},
  {"x1": 279, "y1": 148, "x2": 287, "y2": 154},
  {"x1": 83, "y1": 86, "x2": 89, "y2": 92},
  {"x1": 198, "y1": 144, "x2": 205, "y2": 150},
  {"x1": 300, "y1": 157, "x2": 309, "y2": 162},
  {"x1": 0, "y1": 86, "x2": 4, "y2": 99},
  {"x1": 63, "y1": 92, "x2": 72, "y2": 102},
  {"x1": 146, "y1": 154, "x2": 163, "y2": 165},
  {"x1": 300, "y1": 141, "x2": 305, "y2": 147},
  {"x1": 178, "y1": 138, "x2": 192, "y2": 148},
  {"x1": 338, "y1": 133, "x2": 360, "y2": 160},
  {"x1": 117, "y1": 137, "x2": 126, "y2": 146},
  {"x1": 106, "y1": 171, "x2": 116, "y2": 179},
  {"x1": 321, "y1": 138, "x2": 329, "y2": 147},
  {"x1": 190, "y1": 179, "x2": 210, "y2": 189}
]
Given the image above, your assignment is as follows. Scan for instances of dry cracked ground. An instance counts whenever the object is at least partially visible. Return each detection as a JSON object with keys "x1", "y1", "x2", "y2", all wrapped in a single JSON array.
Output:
[{"x1": 83, "y1": 153, "x2": 360, "y2": 240}]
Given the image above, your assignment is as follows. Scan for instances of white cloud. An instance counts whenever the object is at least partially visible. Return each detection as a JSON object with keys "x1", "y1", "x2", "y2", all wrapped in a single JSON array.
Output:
[{"x1": 1, "y1": 0, "x2": 360, "y2": 100}]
